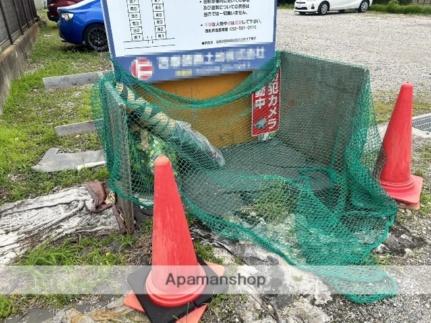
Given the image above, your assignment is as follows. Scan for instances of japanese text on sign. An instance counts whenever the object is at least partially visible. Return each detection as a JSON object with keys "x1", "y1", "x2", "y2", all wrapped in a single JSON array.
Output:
[
  {"x1": 101, "y1": 0, "x2": 277, "y2": 82},
  {"x1": 252, "y1": 72, "x2": 281, "y2": 137}
]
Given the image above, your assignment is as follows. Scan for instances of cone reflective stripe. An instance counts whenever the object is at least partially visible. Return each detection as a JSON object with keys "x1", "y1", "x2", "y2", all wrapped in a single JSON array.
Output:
[
  {"x1": 380, "y1": 83, "x2": 423, "y2": 206},
  {"x1": 146, "y1": 155, "x2": 206, "y2": 307}
]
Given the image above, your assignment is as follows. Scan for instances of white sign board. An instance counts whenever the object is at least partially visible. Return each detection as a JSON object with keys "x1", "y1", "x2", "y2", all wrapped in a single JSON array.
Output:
[{"x1": 102, "y1": 0, "x2": 277, "y2": 82}]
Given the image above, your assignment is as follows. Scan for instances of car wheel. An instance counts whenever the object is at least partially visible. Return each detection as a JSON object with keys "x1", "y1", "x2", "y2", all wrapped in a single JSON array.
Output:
[
  {"x1": 358, "y1": 0, "x2": 369, "y2": 13},
  {"x1": 84, "y1": 24, "x2": 108, "y2": 52},
  {"x1": 318, "y1": 2, "x2": 329, "y2": 15}
]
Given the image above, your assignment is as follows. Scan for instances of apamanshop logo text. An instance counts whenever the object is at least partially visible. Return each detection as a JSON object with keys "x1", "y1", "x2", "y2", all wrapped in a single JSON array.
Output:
[{"x1": 165, "y1": 272, "x2": 266, "y2": 288}]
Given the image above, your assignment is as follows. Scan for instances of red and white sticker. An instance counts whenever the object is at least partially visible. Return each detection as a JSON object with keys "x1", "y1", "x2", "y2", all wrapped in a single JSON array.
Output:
[
  {"x1": 251, "y1": 71, "x2": 281, "y2": 137},
  {"x1": 130, "y1": 57, "x2": 153, "y2": 81}
]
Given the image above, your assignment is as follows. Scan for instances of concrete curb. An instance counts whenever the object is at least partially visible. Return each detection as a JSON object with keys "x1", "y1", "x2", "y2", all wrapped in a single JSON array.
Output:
[
  {"x1": 43, "y1": 71, "x2": 110, "y2": 90},
  {"x1": 32, "y1": 148, "x2": 106, "y2": 173},
  {"x1": 55, "y1": 120, "x2": 97, "y2": 136}
]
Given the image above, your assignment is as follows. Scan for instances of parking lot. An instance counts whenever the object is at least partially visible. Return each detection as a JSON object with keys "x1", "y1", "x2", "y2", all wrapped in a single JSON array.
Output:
[{"x1": 277, "y1": 10, "x2": 431, "y2": 102}]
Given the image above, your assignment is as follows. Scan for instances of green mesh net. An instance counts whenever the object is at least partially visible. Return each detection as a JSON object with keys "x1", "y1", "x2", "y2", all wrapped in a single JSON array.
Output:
[{"x1": 92, "y1": 51, "x2": 398, "y2": 303}]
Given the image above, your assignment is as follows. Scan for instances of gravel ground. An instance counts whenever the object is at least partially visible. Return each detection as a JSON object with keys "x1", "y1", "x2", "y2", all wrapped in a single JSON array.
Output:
[
  {"x1": 276, "y1": 10, "x2": 431, "y2": 102},
  {"x1": 322, "y1": 136, "x2": 431, "y2": 322}
]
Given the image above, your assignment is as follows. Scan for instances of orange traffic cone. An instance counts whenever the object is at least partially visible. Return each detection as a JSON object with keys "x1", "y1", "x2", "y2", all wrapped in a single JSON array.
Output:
[
  {"x1": 124, "y1": 155, "x2": 224, "y2": 322},
  {"x1": 146, "y1": 155, "x2": 206, "y2": 306},
  {"x1": 380, "y1": 83, "x2": 423, "y2": 208}
]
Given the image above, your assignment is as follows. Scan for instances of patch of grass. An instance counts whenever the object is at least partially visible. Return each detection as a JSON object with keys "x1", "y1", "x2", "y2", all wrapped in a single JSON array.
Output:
[
  {"x1": 0, "y1": 233, "x2": 138, "y2": 318},
  {"x1": 278, "y1": 4, "x2": 294, "y2": 9},
  {"x1": 1, "y1": 167, "x2": 108, "y2": 203},
  {"x1": 187, "y1": 213, "x2": 199, "y2": 226},
  {"x1": 253, "y1": 183, "x2": 293, "y2": 223},
  {"x1": 237, "y1": 183, "x2": 293, "y2": 226},
  {"x1": 204, "y1": 294, "x2": 247, "y2": 322},
  {"x1": 370, "y1": 1, "x2": 431, "y2": 15},
  {"x1": 0, "y1": 296, "x2": 14, "y2": 319},
  {"x1": 374, "y1": 99, "x2": 431, "y2": 124},
  {"x1": 374, "y1": 253, "x2": 392, "y2": 265},
  {"x1": 208, "y1": 294, "x2": 233, "y2": 309},
  {"x1": 419, "y1": 191, "x2": 431, "y2": 217},
  {"x1": 194, "y1": 241, "x2": 223, "y2": 264},
  {"x1": 140, "y1": 217, "x2": 153, "y2": 235},
  {"x1": 18, "y1": 234, "x2": 136, "y2": 266},
  {"x1": 0, "y1": 17, "x2": 110, "y2": 204}
]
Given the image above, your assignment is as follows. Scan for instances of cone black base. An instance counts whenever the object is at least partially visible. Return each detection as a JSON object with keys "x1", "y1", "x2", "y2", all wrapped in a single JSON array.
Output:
[{"x1": 127, "y1": 258, "x2": 225, "y2": 323}]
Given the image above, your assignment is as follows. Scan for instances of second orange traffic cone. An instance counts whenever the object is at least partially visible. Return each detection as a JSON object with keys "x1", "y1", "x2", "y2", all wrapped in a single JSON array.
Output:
[{"x1": 380, "y1": 83, "x2": 423, "y2": 208}]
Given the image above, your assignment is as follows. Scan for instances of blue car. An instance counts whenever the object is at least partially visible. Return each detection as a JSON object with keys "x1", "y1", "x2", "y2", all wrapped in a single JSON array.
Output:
[{"x1": 58, "y1": 0, "x2": 107, "y2": 51}]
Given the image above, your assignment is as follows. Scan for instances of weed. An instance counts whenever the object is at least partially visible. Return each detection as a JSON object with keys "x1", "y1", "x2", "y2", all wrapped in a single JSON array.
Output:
[
  {"x1": 194, "y1": 241, "x2": 223, "y2": 264},
  {"x1": 278, "y1": 4, "x2": 294, "y2": 9},
  {"x1": 140, "y1": 217, "x2": 153, "y2": 235},
  {"x1": 0, "y1": 233, "x2": 138, "y2": 318},
  {"x1": 419, "y1": 191, "x2": 431, "y2": 217},
  {"x1": 374, "y1": 253, "x2": 392, "y2": 265},
  {"x1": 18, "y1": 234, "x2": 136, "y2": 266},
  {"x1": 374, "y1": 99, "x2": 431, "y2": 124},
  {"x1": 237, "y1": 182, "x2": 294, "y2": 226},
  {"x1": 204, "y1": 294, "x2": 247, "y2": 322},
  {"x1": 0, "y1": 296, "x2": 14, "y2": 319},
  {"x1": 208, "y1": 294, "x2": 232, "y2": 309}
]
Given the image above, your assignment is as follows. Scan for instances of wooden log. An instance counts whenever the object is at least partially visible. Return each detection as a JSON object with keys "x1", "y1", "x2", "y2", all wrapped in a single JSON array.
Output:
[{"x1": 0, "y1": 187, "x2": 119, "y2": 264}]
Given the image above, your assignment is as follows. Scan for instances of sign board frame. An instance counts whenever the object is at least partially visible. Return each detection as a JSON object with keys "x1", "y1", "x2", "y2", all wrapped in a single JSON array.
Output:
[{"x1": 101, "y1": 0, "x2": 277, "y2": 83}]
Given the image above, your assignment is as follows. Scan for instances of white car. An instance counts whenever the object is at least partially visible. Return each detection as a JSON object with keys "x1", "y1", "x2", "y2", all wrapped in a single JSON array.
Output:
[{"x1": 294, "y1": 0, "x2": 372, "y2": 15}]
